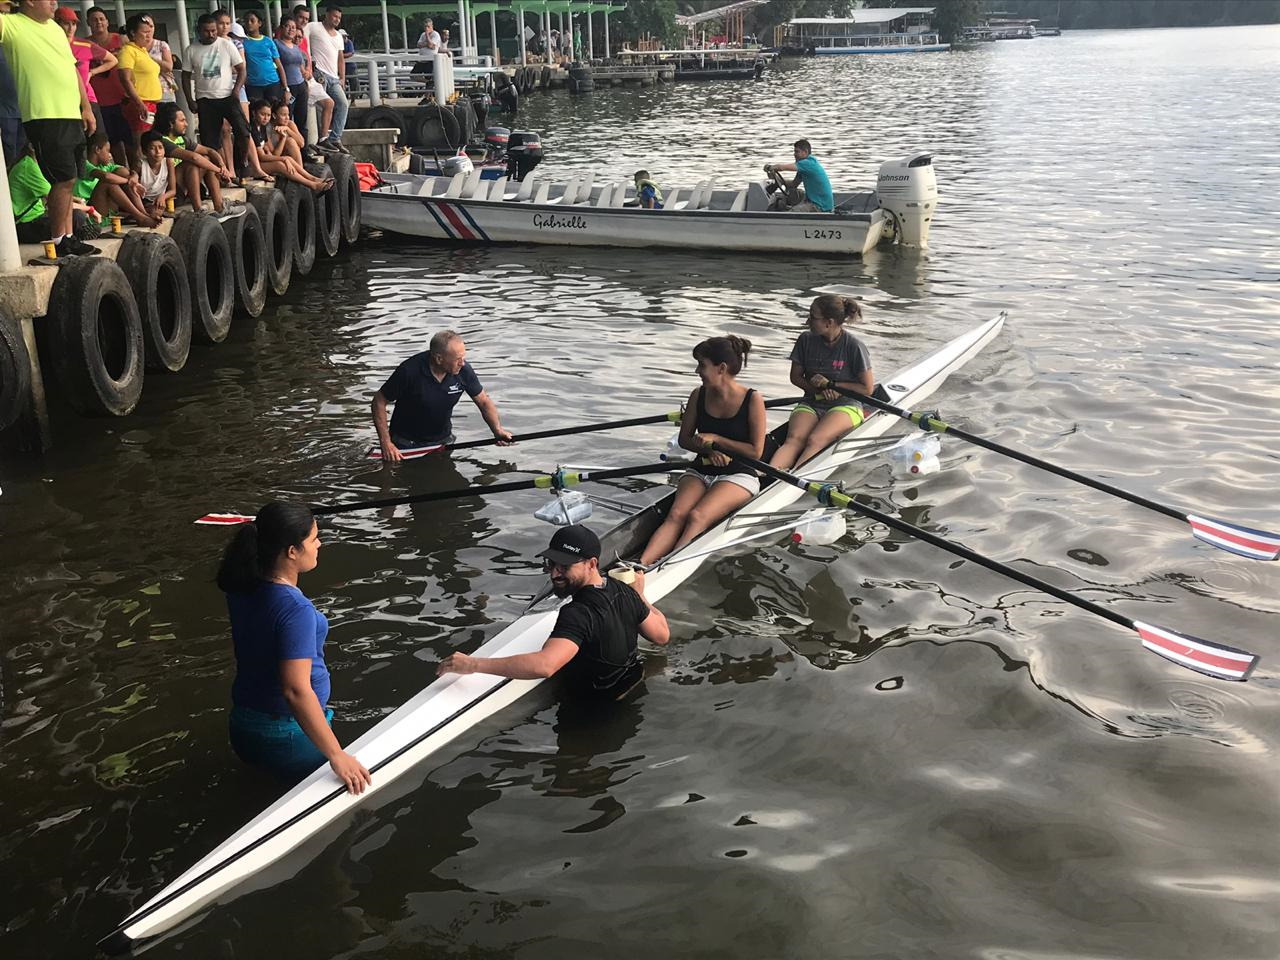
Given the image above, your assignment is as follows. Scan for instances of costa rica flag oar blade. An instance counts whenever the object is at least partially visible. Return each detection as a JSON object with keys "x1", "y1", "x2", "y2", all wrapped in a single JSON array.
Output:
[
  {"x1": 195, "y1": 512, "x2": 254, "y2": 526},
  {"x1": 1134, "y1": 621, "x2": 1260, "y2": 681},
  {"x1": 1186, "y1": 515, "x2": 1280, "y2": 561}
]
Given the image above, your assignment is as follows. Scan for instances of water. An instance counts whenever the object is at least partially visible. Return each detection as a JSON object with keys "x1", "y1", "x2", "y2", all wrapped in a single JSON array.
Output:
[{"x1": 4, "y1": 26, "x2": 1279, "y2": 959}]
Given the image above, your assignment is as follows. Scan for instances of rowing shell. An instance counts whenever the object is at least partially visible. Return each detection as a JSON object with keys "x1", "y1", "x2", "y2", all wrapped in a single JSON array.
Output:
[{"x1": 101, "y1": 313, "x2": 1006, "y2": 953}]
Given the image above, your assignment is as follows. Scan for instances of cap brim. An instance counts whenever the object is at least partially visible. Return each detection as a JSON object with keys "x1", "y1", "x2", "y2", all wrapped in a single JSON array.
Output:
[{"x1": 536, "y1": 547, "x2": 593, "y2": 566}]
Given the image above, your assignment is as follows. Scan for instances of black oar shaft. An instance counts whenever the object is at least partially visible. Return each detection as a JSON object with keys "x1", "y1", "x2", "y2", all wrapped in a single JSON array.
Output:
[
  {"x1": 313, "y1": 462, "x2": 678, "y2": 516},
  {"x1": 718, "y1": 446, "x2": 1135, "y2": 632},
  {"x1": 842, "y1": 387, "x2": 1187, "y2": 524}
]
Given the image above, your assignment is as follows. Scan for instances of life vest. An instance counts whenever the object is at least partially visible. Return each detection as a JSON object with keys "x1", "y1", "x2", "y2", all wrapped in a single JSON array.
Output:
[
  {"x1": 355, "y1": 161, "x2": 384, "y2": 191},
  {"x1": 635, "y1": 177, "x2": 663, "y2": 206}
]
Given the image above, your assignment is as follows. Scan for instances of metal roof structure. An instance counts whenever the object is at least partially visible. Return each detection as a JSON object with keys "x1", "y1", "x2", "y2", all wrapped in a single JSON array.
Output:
[
  {"x1": 676, "y1": 0, "x2": 768, "y2": 28},
  {"x1": 788, "y1": 7, "x2": 935, "y2": 26}
]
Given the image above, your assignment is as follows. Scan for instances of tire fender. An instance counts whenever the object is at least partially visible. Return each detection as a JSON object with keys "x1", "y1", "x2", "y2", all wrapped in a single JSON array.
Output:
[
  {"x1": 116, "y1": 232, "x2": 192, "y2": 372},
  {"x1": 222, "y1": 205, "x2": 270, "y2": 317},
  {"x1": 305, "y1": 162, "x2": 342, "y2": 258},
  {"x1": 324, "y1": 152, "x2": 361, "y2": 245},
  {"x1": 170, "y1": 212, "x2": 235, "y2": 344},
  {"x1": 280, "y1": 180, "x2": 317, "y2": 278},
  {"x1": 0, "y1": 306, "x2": 31, "y2": 431},
  {"x1": 248, "y1": 187, "x2": 293, "y2": 296}
]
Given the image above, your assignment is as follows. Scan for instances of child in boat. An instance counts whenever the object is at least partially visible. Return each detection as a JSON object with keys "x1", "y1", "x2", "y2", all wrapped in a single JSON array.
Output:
[
  {"x1": 771, "y1": 294, "x2": 875, "y2": 470},
  {"x1": 137, "y1": 131, "x2": 176, "y2": 221},
  {"x1": 639, "y1": 336, "x2": 766, "y2": 565},
  {"x1": 248, "y1": 99, "x2": 333, "y2": 193},
  {"x1": 633, "y1": 170, "x2": 663, "y2": 209},
  {"x1": 76, "y1": 133, "x2": 160, "y2": 228}
]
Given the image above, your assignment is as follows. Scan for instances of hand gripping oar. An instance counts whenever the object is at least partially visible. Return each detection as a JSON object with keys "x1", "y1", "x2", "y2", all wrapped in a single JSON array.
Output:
[
  {"x1": 368, "y1": 396, "x2": 806, "y2": 460},
  {"x1": 712, "y1": 444, "x2": 1260, "y2": 682},
  {"x1": 826, "y1": 384, "x2": 1280, "y2": 561},
  {"x1": 195, "y1": 462, "x2": 682, "y2": 525}
]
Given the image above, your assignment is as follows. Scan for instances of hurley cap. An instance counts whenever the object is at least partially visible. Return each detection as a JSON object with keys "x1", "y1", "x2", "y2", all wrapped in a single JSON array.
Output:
[
  {"x1": 537, "y1": 525, "x2": 600, "y2": 566},
  {"x1": 54, "y1": 6, "x2": 79, "y2": 21}
]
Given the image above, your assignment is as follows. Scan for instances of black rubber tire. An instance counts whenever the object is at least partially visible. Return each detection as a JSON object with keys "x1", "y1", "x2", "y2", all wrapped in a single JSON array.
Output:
[
  {"x1": 249, "y1": 187, "x2": 292, "y2": 297},
  {"x1": 45, "y1": 256, "x2": 144, "y2": 417},
  {"x1": 305, "y1": 162, "x2": 342, "y2": 258},
  {"x1": 411, "y1": 104, "x2": 461, "y2": 150},
  {"x1": 541, "y1": 65, "x2": 551, "y2": 89},
  {"x1": 282, "y1": 180, "x2": 317, "y2": 277},
  {"x1": 325, "y1": 152, "x2": 361, "y2": 245},
  {"x1": 0, "y1": 306, "x2": 31, "y2": 431},
  {"x1": 170, "y1": 212, "x2": 235, "y2": 344},
  {"x1": 222, "y1": 205, "x2": 269, "y2": 317},
  {"x1": 116, "y1": 232, "x2": 192, "y2": 373},
  {"x1": 359, "y1": 104, "x2": 406, "y2": 144}
]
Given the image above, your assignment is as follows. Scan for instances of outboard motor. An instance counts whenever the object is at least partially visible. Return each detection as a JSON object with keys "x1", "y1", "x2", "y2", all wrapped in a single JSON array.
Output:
[
  {"x1": 506, "y1": 130, "x2": 544, "y2": 181},
  {"x1": 484, "y1": 126, "x2": 510, "y2": 162},
  {"x1": 442, "y1": 152, "x2": 474, "y2": 177},
  {"x1": 876, "y1": 152, "x2": 938, "y2": 248}
]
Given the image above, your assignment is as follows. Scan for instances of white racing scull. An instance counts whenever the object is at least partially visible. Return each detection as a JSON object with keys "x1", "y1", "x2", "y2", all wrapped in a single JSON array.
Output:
[{"x1": 101, "y1": 313, "x2": 1006, "y2": 953}]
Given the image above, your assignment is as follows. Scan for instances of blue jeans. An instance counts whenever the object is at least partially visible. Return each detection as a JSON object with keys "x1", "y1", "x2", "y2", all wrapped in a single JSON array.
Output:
[
  {"x1": 229, "y1": 704, "x2": 333, "y2": 779},
  {"x1": 317, "y1": 71, "x2": 348, "y2": 142}
]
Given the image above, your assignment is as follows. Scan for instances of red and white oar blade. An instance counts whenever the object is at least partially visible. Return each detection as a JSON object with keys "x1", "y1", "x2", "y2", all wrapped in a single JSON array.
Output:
[
  {"x1": 1134, "y1": 621, "x2": 1260, "y2": 682},
  {"x1": 195, "y1": 512, "x2": 254, "y2": 526},
  {"x1": 1187, "y1": 514, "x2": 1280, "y2": 561},
  {"x1": 367, "y1": 443, "x2": 446, "y2": 461}
]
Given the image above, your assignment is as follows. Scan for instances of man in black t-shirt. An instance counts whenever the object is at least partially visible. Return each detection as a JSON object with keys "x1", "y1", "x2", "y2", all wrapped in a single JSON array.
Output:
[
  {"x1": 371, "y1": 329, "x2": 513, "y2": 462},
  {"x1": 437, "y1": 526, "x2": 669, "y2": 699}
]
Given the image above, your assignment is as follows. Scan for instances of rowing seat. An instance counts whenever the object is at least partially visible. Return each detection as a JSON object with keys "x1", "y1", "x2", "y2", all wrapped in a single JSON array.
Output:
[
  {"x1": 443, "y1": 172, "x2": 467, "y2": 198},
  {"x1": 531, "y1": 180, "x2": 551, "y2": 204},
  {"x1": 513, "y1": 172, "x2": 538, "y2": 201}
]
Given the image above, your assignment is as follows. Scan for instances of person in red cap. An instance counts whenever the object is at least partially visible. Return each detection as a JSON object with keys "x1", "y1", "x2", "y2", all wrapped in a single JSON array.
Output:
[{"x1": 437, "y1": 525, "x2": 669, "y2": 699}]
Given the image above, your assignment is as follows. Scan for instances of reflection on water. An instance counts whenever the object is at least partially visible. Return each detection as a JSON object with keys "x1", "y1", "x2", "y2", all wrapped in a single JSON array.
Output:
[{"x1": 2, "y1": 25, "x2": 1280, "y2": 960}]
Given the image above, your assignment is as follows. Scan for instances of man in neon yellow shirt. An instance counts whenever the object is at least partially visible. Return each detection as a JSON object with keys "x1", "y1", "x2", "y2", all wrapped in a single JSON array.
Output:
[{"x1": 0, "y1": 0, "x2": 97, "y2": 256}]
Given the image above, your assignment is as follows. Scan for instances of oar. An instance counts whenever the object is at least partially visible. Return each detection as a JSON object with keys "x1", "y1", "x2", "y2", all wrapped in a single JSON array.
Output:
[
  {"x1": 824, "y1": 384, "x2": 1280, "y2": 561},
  {"x1": 196, "y1": 462, "x2": 680, "y2": 525},
  {"x1": 368, "y1": 396, "x2": 807, "y2": 460},
  {"x1": 712, "y1": 444, "x2": 1261, "y2": 682}
]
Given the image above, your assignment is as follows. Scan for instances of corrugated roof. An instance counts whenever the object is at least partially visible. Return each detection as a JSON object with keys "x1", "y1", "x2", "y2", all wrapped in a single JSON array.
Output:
[{"x1": 789, "y1": 8, "x2": 935, "y2": 26}]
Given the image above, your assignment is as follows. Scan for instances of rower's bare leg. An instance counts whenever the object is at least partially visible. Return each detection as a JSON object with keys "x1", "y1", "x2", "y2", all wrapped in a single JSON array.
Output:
[
  {"x1": 670, "y1": 480, "x2": 754, "y2": 554},
  {"x1": 639, "y1": 475, "x2": 707, "y2": 566},
  {"x1": 795, "y1": 410, "x2": 860, "y2": 468},
  {"x1": 770, "y1": 410, "x2": 819, "y2": 471}
]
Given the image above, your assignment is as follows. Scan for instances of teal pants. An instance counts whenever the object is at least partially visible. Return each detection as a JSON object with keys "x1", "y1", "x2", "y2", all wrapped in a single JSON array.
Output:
[{"x1": 229, "y1": 704, "x2": 333, "y2": 780}]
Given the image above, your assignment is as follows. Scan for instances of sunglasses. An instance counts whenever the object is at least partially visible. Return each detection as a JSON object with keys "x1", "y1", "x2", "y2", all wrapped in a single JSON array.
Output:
[{"x1": 541, "y1": 558, "x2": 584, "y2": 572}]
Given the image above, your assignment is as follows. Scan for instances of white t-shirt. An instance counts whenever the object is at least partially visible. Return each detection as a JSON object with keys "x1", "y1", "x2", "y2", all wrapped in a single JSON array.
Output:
[
  {"x1": 305, "y1": 22, "x2": 342, "y2": 78},
  {"x1": 183, "y1": 37, "x2": 243, "y2": 100},
  {"x1": 417, "y1": 29, "x2": 441, "y2": 56}
]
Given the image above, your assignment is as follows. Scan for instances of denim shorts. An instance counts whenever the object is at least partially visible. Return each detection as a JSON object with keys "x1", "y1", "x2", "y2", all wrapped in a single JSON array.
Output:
[{"x1": 229, "y1": 704, "x2": 333, "y2": 779}]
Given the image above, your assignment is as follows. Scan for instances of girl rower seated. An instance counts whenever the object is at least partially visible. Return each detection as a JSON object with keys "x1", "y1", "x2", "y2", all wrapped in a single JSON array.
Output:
[
  {"x1": 640, "y1": 336, "x2": 766, "y2": 565},
  {"x1": 771, "y1": 295, "x2": 875, "y2": 470}
]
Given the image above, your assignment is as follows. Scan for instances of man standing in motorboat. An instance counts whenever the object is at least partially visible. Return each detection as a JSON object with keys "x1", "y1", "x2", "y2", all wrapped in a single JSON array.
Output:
[
  {"x1": 764, "y1": 138, "x2": 834, "y2": 213},
  {"x1": 371, "y1": 330, "x2": 513, "y2": 462},
  {"x1": 437, "y1": 525, "x2": 670, "y2": 700}
]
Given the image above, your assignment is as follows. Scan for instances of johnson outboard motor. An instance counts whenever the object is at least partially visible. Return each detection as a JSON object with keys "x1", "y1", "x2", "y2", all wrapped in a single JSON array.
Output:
[
  {"x1": 876, "y1": 152, "x2": 938, "y2": 248},
  {"x1": 484, "y1": 126, "x2": 510, "y2": 163},
  {"x1": 506, "y1": 130, "x2": 543, "y2": 181},
  {"x1": 441, "y1": 152, "x2": 474, "y2": 178}
]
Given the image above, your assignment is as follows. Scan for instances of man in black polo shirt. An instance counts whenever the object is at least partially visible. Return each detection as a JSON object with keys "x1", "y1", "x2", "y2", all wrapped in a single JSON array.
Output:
[
  {"x1": 437, "y1": 526, "x2": 669, "y2": 699},
  {"x1": 371, "y1": 329, "x2": 513, "y2": 462}
]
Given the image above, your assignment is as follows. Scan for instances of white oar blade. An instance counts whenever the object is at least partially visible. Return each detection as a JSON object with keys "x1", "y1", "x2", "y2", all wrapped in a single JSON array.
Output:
[
  {"x1": 367, "y1": 443, "x2": 446, "y2": 461},
  {"x1": 1134, "y1": 621, "x2": 1260, "y2": 682},
  {"x1": 1187, "y1": 515, "x2": 1280, "y2": 561},
  {"x1": 195, "y1": 513, "x2": 254, "y2": 526}
]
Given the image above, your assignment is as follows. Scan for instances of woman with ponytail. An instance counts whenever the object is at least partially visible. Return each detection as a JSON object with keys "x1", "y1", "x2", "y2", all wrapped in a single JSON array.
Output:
[
  {"x1": 640, "y1": 336, "x2": 766, "y2": 565},
  {"x1": 217, "y1": 502, "x2": 371, "y2": 794},
  {"x1": 771, "y1": 295, "x2": 875, "y2": 470}
]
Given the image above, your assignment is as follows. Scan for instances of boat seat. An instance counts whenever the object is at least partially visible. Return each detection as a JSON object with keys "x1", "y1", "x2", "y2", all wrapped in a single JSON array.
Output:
[
  {"x1": 531, "y1": 180, "x2": 551, "y2": 204},
  {"x1": 415, "y1": 177, "x2": 440, "y2": 197},
  {"x1": 664, "y1": 188, "x2": 682, "y2": 209},
  {"x1": 461, "y1": 169, "x2": 484, "y2": 199},
  {"x1": 488, "y1": 176, "x2": 510, "y2": 201},
  {"x1": 672, "y1": 181, "x2": 710, "y2": 210},
  {"x1": 728, "y1": 188, "x2": 747, "y2": 212},
  {"x1": 513, "y1": 173, "x2": 538, "y2": 201},
  {"x1": 745, "y1": 181, "x2": 772, "y2": 211},
  {"x1": 443, "y1": 172, "x2": 468, "y2": 198},
  {"x1": 595, "y1": 183, "x2": 623, "y2": 207},
  {"x1": 572, "y1": 172, "x2": 595, "y2": 204},
  {"x1": 546, "y1": 174, "x2": 580, "y2": 204}
]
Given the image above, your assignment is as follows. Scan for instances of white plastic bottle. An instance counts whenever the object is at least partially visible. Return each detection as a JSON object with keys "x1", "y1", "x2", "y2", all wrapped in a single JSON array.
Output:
[
  {"x1": 791, "y1": 508, "x2": 847, "y2": 545},
  {"x1": 661, "y1": 432, "x2": 688, "y2": 461},
  {"x1": 534, "y1": 490, "x2": 592, "y2": 525}
]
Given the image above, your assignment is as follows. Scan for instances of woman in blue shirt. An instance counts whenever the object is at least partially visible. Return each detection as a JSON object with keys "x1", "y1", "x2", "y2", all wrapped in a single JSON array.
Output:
[
  {"x1": 241, "y1": 10, "x2": 289, "y2": 104},
  {"x1": 275, "y1": 18, "x2": 309, "y2": 133},
  {"x1": 217, "y1": 501, "x2": 370, "y2": 793}
]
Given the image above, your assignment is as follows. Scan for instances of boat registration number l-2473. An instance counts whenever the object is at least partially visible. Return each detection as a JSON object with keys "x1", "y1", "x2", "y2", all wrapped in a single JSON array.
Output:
[{"x1": 803, "y1": 228, "x2": 843, "y2": 240}]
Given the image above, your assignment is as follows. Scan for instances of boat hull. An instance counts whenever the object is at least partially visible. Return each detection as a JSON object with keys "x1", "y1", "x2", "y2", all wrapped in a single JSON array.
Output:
[
  {"x1": 104, "y1": 313, "x2": 1006, "y2": 952},
  {"x1": 815, "y1": 44, "x2": 951, "y2": 54}
]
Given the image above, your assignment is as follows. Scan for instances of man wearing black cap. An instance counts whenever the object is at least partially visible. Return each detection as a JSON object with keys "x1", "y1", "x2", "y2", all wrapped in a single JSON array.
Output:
[{"x1": 437, "y1": 525, "x2": 669, "y2": 698}]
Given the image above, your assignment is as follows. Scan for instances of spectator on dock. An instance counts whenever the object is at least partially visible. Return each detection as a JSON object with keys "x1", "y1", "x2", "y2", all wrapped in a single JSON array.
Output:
[
  {"x1": 0, "y1": 23, "x2": 25, "y2": 161},
  {"x1": 416, "y1": 17, "x2": 440, "y2": 57},
  {"x1": 304, "y1": 4, "x2": 347, "y2": 155},
  {"x1": 8, "y1": 141, "x2": 96, "y2": 248},
  {"x1": 439, "y1": 28, "x2": 451, "y2": 56},
  {"x1": 116, "y1": 14, "x2": 162, "y2": 159},
  {"x1": 153, "y1": 102, "x2": 242, "y2": 217},
  {"x1": 85, "y1": 5, "x2": 127, "y2": 164},
  {"x1": 147, "y1": 28, "x2": 176, "y2": 103},
  {"x1": 274, "y1": 17, "x2": 308, "y2": 137},
  {"x1": 241, "y1": 9, "x2": 287, "y2": 104},
  {"x1": 182, "y1": 13, "x2": 252, "y2": 185},
  {"x1": 136, "y1": 129, "x2": 174, "y2": 219},
  {"x1": 0, "y1": 0, "x2": 98, "y2": 257},
  {"x1": 763, "y1": 138, "x2": 834, "y2": 213},
  {"x1": 55, "y1": 6, "x2": 114, "y2": 140},
  {"x1": 248, "y1": 97, "x2": 332, "y2": 192},
  {"x1": 76, "y1": 130, "x2": 159, "y2": 227},
  {"x1": 633, "y1": 170, "x2": 663, "y2": 209}
]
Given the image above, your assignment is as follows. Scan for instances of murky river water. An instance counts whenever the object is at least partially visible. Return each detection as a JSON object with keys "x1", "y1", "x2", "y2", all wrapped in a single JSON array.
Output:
[{"x1": 3, "y1": 25, "x2": 1279, "y2": 959}]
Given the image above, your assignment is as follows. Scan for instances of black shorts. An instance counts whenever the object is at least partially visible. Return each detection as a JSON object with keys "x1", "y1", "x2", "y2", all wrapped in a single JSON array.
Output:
[
  {"x1": 196, "y1": 96, "x2": 250, "y2": 148},
  {"x1": 99, "y1": 103, "x2": 131, "y2": 144},
  {"x1": 23, "y1": 118, "x2": 85, "y2": 184},
  {"x1": 246, "y1": 83, "x2": 284, "y2": 104}
]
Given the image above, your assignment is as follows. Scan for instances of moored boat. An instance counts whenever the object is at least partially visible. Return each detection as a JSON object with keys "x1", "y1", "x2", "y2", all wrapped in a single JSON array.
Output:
[
  {"x1": 100, "y1": 313, "x2": 1005, "y2": 953},
  {"x1": 362, "y1": 152, "x2": 940, "y2": 255}
]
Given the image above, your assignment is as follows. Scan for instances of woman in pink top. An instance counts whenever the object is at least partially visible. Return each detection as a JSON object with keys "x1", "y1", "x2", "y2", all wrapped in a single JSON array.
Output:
[
  {"x1": 54, "y1": 7, "x2": 116, "y2": 142},
  {"x1": 85, "y1": 5, "x2": 129, "y2": 164}
]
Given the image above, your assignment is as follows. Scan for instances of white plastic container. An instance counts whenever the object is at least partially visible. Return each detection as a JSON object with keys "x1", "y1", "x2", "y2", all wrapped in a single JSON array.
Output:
[
  {"x1": 661, "y1": 432, "x2": 690, "y2": 462},
  {"x1": 534, "y1": 490, "x2": 592, "y2": 526},
  {"x1": 887, "y1": 434, "x2": 942, "y2": 479},
  {"x1": 607, "y1": 566, "x2": 637, "y2": 585},
  {"x1": 791, "y1": 508, "x2": 847, "y2": 545}
]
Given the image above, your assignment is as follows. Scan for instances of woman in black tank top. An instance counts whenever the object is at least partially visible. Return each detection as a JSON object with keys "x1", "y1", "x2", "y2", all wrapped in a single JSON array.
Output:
[{"x1": 639, "y1": 336, "x2": 767, "y2": 565}]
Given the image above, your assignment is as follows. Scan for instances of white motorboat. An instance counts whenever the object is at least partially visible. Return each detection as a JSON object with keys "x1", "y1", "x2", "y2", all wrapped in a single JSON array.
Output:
[
  {"x1": 100, "y1": 313, "x2": 1003, "y2": 953},
  {"x1": 360, "y1": 152, "x2": 940, "y2": 255}
]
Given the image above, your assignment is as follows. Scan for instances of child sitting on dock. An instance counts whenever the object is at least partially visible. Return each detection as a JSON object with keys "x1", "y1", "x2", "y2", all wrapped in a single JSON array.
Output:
[
  {"x1": 268, "y1": 100, "x2": 311, "y2": 167},
  {"x1": 137, "y1": 131, "x2": 176, "y2": 221},
  {"x1": 249, "y1": 98, "x2": 333, "y2": 193},
  {"x1": 153, "y1": 103, "x2": 242, "y2": 218},
  {"x1": 76, "y1": 133, "x2": 161, "y2": 228},
  {"x1": 633, "y1": 170, "x2": 664, "y2": 209}
]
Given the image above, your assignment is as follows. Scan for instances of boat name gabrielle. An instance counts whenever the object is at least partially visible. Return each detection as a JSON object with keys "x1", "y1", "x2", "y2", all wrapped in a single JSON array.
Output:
[{"x1": 532, "y1": 213, "x2": 589, "y2": 230}]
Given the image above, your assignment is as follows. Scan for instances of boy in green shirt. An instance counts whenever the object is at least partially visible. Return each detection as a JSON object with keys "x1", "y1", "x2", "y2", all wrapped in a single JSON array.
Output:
[{"x1": 75, "y1": 132, "x2": 158, "y2": 227}]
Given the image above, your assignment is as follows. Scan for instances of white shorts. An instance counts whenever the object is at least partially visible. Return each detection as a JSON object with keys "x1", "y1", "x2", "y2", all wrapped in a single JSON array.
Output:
[
  {"x1": 308, "y1": 79, "x2": 332, "y2": 103},
  {"x1": 684, "y1": 470, "x2": 761, "y2": 497}
]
